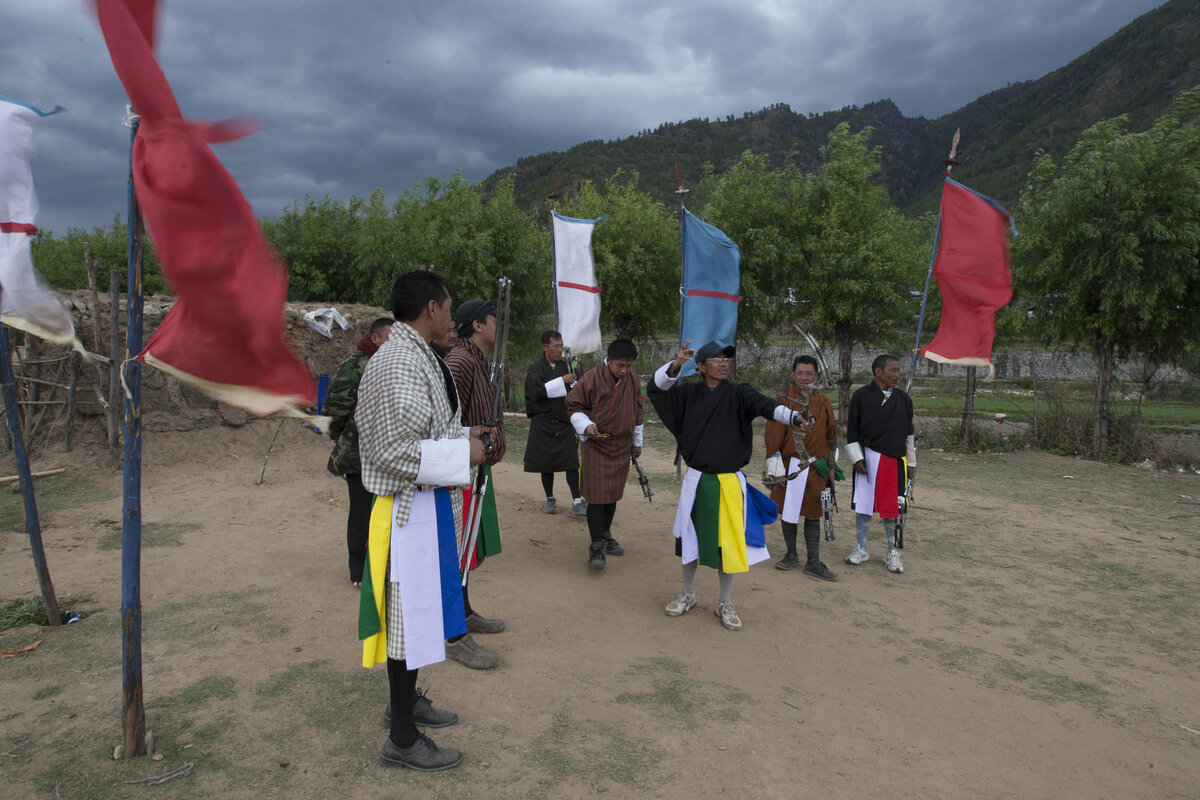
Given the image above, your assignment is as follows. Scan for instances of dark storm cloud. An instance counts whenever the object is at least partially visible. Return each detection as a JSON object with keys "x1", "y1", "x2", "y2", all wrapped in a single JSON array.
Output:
[{"x1": 2, "y1": 0, "x2": 1168, "y2": 234}]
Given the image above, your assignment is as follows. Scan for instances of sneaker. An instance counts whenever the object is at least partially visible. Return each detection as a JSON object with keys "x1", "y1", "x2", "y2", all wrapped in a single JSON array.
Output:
[
  {"x1": 542, "y1": 497, "x2": 557, "y2": 514},
  {"x1": 588, "y1": 541, "x2": 606, "y2": 569},
  {"x1": 844, "y1": 546, "x2": 869, "y2": 565},
  {"x1": 351, "y1": 580, "x2": 362, "y2": 589},
  {"x1": 714, "y1": 600, "x2": 742, "y2": 631},
  {"x1": 775, "y1": 553, "x2": 800, "y2": 571},
  {"x1": 381, "y1": 690, "x2": 458, "y2": 729},
  {"x1": 379, "y1": 731, "x2": 462, "y2": 771},
  {"x1": 885, "y1": 549, "x2": 904, "y2": 574},
  {"x1": 465, "y1": 611, "x2": 506, "y2": 634},
  {"x1": 444, "y1": 635, "x2": 498, "y2": 670},
  {"x1": 603, "y1": 535, "x2": 624, "y2": 556},
  {"x1": 664, "y1": 590, "x2": 697, "y2": 617},
  {"x1": 569, "y1": 498, "x2": 588, "y2": 516},
  {"x1": 803, "y1": 561, "x2": 838, "y2": 581}
]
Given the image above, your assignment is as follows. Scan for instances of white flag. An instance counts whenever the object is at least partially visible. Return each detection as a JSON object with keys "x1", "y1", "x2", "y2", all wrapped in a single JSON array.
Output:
[
  {"x1": 0, "y1": 95, "x2": 75, "y2": 345},
  {"x1": 552, "y1": 211, "x2": 602, "y2": 354}
]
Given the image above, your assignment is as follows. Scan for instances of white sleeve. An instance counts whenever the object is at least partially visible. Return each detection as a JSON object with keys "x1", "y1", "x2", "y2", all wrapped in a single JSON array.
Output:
[
  {"x1": 844, "y1": 441, "x2": 864, "y2": 464},
  {"x1": 654, "y1": 361, "x2": 679, "y2": 390},
  {"x1": 906, "y1": 435, "x2": 916, "y2": 466},
  {"x1": 545, "y1": 377, "x2": 568, "y2": 399},
  {"x1": 416, "y1": 438, "x2": 471, "y2": 487},
  {"x1": 772, "y1": 405, "x2": 796, "y2": 426},
  {"x1": 632, "y1": 424, "x2": 644, "y2": 447},
  {"x1": 462, "y1": 426, "x2": 471, "y2": 438},
  {"x1": 570, "y1": 411, "x2": 595, "y2": 439}
]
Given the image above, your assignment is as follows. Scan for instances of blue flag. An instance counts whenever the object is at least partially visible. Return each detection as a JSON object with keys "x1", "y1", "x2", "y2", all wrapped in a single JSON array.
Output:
[{"x1": 679, "y1": 208, "x2": 741, "y2": 377}]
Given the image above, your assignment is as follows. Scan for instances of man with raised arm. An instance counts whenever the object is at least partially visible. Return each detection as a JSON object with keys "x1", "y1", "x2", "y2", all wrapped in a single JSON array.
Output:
[
  {"x1": 647, "y1": 340, "x2": 812, "y2": 631},
  {"x1": 355, "y1": 269, "x2": 488, "y2": 771}
]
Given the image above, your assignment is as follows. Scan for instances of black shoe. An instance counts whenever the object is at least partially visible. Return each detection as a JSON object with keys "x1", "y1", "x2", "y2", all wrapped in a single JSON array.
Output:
[
  {"x1": 379, "y1": 732, "x2": 462, "y2": 771},
  {"x1": 588, "y1": 542, "x2": 607, "y2": 569},
  {"x1": 803, "y1": 560, "x2": 838, "y2": 581},
  {"x1": 775, "y1": 553, "x2": 800, "y2": 571},
  {"x1": 603, "y1": 535, "x2": 624, "y2": 556},
  {"x1": 382, "y1": 691, "x2": 459, "y2": 729}
]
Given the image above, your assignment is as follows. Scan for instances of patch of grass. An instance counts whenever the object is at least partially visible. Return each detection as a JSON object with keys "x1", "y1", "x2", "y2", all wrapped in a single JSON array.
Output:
[
  {"x1": 97, "y1": 521, "x2": 199, "y2": 551},
  {"x1": 914, "y1": 638, "x2": 986, "y2": 671},
  {"x1": 0, "y1": 593, "x2": 93, "y2": 630},
  {"x1": 993, "y1": 659, "x2": 1107, "y2": 708},
  {"x1": 255, "y1": 660, "x2": 376, "y2": 737},
  {"x1": 615, "y1": 657, "x2": 754, "y2": 727},
  {"x1": 0, "y1": 473, "x2": 102, "y2": 531},
  {"x1": 143, "y1": 586, "x2": 286, "y2": 645},
  {"x1": 526, "y1": 711, "x2": 667, "y2": 798},
  {"x1": 32, "y1": 684, "x2": 63, "y2": 701}
]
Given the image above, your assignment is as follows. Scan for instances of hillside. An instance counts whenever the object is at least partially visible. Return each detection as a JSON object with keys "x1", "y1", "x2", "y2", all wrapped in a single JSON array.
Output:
[{"x1": 482, "y1": 0, "x2": 1200, "y2": 213}]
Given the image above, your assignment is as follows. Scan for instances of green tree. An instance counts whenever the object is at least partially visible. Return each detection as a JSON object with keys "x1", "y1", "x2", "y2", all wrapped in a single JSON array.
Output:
[
  {"x1": 557, "y1": 170, "x2": 679, "y2": 341},
  {"x1": 1013, "y1": 87, "x2": 1200, "y2": 457},
  {"x1": 32, "y1": 215, "x2": 166, "y2": 294}
]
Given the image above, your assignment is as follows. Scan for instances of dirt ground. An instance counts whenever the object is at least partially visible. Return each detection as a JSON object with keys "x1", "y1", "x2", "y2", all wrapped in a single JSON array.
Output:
[{"x1": 1, "y1": 411, "x2": 1199, "y2": 799}]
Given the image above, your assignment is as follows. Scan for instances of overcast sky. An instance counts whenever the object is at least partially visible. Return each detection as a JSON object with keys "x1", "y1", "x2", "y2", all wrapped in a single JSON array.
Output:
[{"x1": 3, "y1": 0, "x2": 1167, "y2": 234}]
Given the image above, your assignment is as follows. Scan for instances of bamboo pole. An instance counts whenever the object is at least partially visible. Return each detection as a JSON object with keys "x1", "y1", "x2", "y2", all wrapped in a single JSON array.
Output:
[
  {"x1": 0, "y1": 326, "x2": 62, "y2": 626},
  {"x1": 65, "y1": 352, "x2": 80, "y2": 452},
  {"x1": 120, "y1": 115, "x2": 147, "y2": 759},
  {"x1": 108, "y1": 270, "x2": 121, "y2": 450}
]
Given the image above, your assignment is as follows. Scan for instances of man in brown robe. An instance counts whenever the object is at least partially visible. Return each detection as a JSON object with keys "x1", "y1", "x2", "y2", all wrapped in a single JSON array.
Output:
[
  {"x1": 763, "y1": 355, "x2": 840, "y2": 580},
  {"x1": 566, "y1": 338, "x2": 644, "y2": 569}
]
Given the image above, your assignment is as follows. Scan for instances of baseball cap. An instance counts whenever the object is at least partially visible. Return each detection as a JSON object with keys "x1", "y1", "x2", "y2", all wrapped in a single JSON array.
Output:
[{"x1": 695, "y1": 341, "x2": 735, "y2": 364}]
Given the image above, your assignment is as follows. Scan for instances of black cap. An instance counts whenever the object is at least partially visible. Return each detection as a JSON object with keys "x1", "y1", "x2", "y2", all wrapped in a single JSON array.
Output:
[
  {"x1": 694, "y1": 340, "x2": 735, "y2": 364},
  {"x1": 453, "y1": 299, "x2": 497, "y2": 328}
]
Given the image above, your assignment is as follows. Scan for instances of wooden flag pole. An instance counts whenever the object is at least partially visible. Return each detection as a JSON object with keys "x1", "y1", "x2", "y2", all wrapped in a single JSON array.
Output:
[
  {"x1": 120, "y1": 110, "x2": 148, "y2": 758},
  {"x1": 0, "y1": 326, "x2": 62, "y2": 626}
]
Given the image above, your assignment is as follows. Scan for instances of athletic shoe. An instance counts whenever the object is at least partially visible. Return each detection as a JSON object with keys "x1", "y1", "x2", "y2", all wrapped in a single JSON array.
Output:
[
  {"x1": 664, "y1": 590, "x2": 697, "y2": 617},
  {"x1": 569, "y1": 498, "x2": 588, "y2": 516},
  {"x1": 603, "y1": 536, "x2": 624, "y2": 556},
  {"x1": 588, "y1": 541, "x2": 606, "y2": 569},
  {"x1": 542, "y1": 497, "x2": 557, "y2": 514},
  {"x1": 465, "y1": 611, "x2": 505, "y2": 634},
  {"x1": 715, "y1": 600, "x2": 742, "y2": 631},
  {"x1": 844, "y1": 546, "x2": 869, "y2": 565},
  {"x1": 444, "y1": 635, "x2": 498, "y2": 670},
  {"x1": 885, "y1": 550, "x2": 904, "y2": 574},
  {"x1": 803, "y1": 561, "x2": 838, "y2": 581},
  {"x1": 775, "y1": 553, "x2": 800, "y2": 571},
  {"x1": 379, "y1": 732, "x2": 462, "y2": 771}
]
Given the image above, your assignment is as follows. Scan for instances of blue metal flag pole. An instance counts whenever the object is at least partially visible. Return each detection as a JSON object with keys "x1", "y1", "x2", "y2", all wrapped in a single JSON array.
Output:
[
  {"x1": 906, "y1": 129, "x2": 959, "y2": 394},
  {"x1": 0, "y1": 326, "x2": 62, "y2": 625},
  {"x1": 120, "y1": 109, "x2": 148, "y2": 758}
]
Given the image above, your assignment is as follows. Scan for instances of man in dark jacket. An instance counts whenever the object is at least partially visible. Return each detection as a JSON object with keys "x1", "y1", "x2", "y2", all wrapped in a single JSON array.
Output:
[
  {"x1": 326, "y1": 316, "x2": 394, "y2": 587},
  {"x1": 524, "y1": 330, "x2": 585, "y2": 516}
]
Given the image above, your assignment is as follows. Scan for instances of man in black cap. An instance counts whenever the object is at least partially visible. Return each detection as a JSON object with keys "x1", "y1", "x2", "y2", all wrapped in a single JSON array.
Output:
[
  {"x1": 443, "y1": 298, "x2": 506, "y2": 669},
  {"x1": 648, "y1": 340, "x2": 812, "y2": 631}
]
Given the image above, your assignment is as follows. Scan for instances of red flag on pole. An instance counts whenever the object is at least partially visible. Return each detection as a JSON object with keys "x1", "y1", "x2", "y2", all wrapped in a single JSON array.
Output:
[
  {"x1": 93, "y1": 0, "x2": 316, "y2": 416},
  {"x1": 920, "y1": 178, "x2": 1015, "y2": 375}
]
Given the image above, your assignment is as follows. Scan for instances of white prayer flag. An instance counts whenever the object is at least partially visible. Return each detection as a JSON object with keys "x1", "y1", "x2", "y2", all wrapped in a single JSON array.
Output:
[
  {"x1": 552, "y1": 211, "x2": 603, "y2": 354},
  {"x1": 0, "y1": 95, "x2": 75, "y2": 345}
]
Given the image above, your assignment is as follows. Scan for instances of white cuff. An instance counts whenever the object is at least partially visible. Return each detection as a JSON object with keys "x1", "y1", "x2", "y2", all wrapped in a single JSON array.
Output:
[
  {"x1": 570, "y1": 411, "x2": 594, "y2": 440},
  {"x1": 632, "y1": 424, "x2": 644, "y2": 447},
  {"x1": 773, "y1": 405, "x2": 796, "y2": 426},
  {"x1": 654, "y1": 362, "x2": 678, "y2": 390},
  {"x1": 462, "y1": 426, "x2": 471, "y2": 438},
  {"x1": 417, "y1": 439, "x2": 471, "y2": 487},
  {"x1": 906, "y1": 435, "x2": 916, "y2": 466},
  {"x1": 844, "y1": 441, "x2": 864, "y2": 464},
  {"x1": 546, "y1": 377, "x2": 568, "y2": 399}
]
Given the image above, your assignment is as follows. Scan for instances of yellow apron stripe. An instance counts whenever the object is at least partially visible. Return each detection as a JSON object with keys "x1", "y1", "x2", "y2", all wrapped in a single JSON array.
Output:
[
  {"x1": 362, "y1": 495, "x2": 393, "y2": 668},
  {"x1": 716, "y1": 473, "x2": 749, "y2": 574}
]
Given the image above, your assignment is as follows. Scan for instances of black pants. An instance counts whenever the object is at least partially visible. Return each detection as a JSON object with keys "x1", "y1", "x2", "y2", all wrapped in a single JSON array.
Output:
[
  {"x1": 387, "y1": 657, "x2": 418, "y2": 747},
  {"x1": 345, "y1": 473, "x2": 373, "y2": 583},
  {"x1": 541, "y1": 470, "x2": 581, "y2": 499},
  {"x1": 586, "y1": 502, "x2": 617, "y2": 543}
]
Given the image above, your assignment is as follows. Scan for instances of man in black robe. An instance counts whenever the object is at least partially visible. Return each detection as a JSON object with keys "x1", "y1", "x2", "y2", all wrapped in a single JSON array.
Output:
[
  {"x1": 523, "y1": 330, "x2": 585, "y2": 515},
  {"x1": 647, "y1": 340, "x2": 811, "y2": 631},
  {"x1": 844, "y1": 354, "x2": 916, "y2": 574}
]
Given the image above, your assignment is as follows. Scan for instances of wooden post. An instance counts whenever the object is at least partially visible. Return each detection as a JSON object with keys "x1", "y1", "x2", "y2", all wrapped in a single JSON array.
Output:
[
  {"x1": 121, "y1": 117, "x2": 147, "y2": 759},
  {"x1": 108, "y1": 270, "x2": 121, "y2": 451},
  {"x1": 24, "y1": 336, "x2": 39, "y2": 438},
  {"x1": 960, "y1": 365, "x2": 977, "y2": 447},
  {"x1": 0, "y1": 326, "x2": 62, "y2": 626},
  {"x1": 1031, "y1": 360, "x2": 1039, "y2": 443},
  {"x1": 85, "y1": 242, "x2": 104, "y2": 357}
]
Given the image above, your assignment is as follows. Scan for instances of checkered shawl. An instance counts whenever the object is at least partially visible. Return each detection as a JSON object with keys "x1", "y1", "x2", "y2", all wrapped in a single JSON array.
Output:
[{"x1": 356, "y1": 322, "x2": 466, "y2": 528}]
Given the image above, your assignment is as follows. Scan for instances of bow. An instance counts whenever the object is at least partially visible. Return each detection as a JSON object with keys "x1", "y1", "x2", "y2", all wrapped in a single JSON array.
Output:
[
  {"x1": 632, "y1": 456, "x2": 653, "y2": 502},
  {"x1": 792, "y1": 319, "x2": 834, "y2": 391}
]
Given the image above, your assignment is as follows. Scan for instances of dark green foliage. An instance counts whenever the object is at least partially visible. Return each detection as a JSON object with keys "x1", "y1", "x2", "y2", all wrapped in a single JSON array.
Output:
[{"x1": 31, "y1": 215, "x2": 167, "y2": 294}]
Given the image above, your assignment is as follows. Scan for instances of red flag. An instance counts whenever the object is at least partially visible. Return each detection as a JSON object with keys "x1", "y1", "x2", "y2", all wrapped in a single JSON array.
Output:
[
  {"x1": 921, "y1": 178, "x2": 1014, "y2": 375},
  {"x1": 93, "y1": 0, "x2": 316, "y2": 415}
]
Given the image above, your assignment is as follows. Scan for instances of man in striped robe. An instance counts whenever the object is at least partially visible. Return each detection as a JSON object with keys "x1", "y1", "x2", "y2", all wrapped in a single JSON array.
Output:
[
  {"x1": 648, "y1": 340, "x2": 812, "y2": 631},
  {"x1": 356, "y1": 270, "x2": 488, "y2": 771},
  {"x1": 444, "y1": 298, "x2": 506, "y2": 668},
  {"x1": 566, "y1": 338, "x2": 644, "y2": 569}
]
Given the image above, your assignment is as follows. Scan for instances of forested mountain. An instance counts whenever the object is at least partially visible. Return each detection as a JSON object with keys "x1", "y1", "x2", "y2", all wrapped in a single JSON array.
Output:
[{"x1": 482, "y1": 0, "x2": 1200, "y2": 213}]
